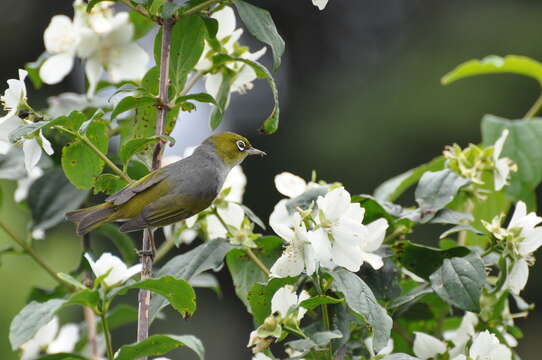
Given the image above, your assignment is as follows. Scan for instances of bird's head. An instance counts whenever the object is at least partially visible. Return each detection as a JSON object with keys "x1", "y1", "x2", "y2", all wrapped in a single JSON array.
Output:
[{"x1": 205, "y1": 132, "x2": 266, "y2": 166}]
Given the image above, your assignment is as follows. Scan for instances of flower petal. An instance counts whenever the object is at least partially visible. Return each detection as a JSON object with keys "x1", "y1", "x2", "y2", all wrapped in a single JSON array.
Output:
[
  {"x1": 271, "y1": 286, "x2": 297, "y2": 317},
  {"x1": 507, "y1": 258, "x2": 529, "y2": 295},
  {"x1": 317, "y1": 187, "x2": 351, "y2": 223},
  {"x1": 47, "y1": 324, "x2": 79, "y2": 354},
  {"x1": 413, "y1": 332, "x2": 446, "y2": 360},
  {"x1": 212, "y1": 6, "x2": 236, "y2": 40},
  {"x1": 362, "y1": 218, "x2": 389, "y2": 252},
  {"x1": 519, "y1": 227, "x2": 542, "y2": 255},
  {"x1": 307, "y1": 228, "x2": 332, "y2": 265},
  {"x1": 218, "y1": 203, "x2": 245, "y2": 229},
  {"x1": 274, "y1": 172, "x2": 307, "y2": 198},
  {"x1": 85, "y1": 57, "x2": 103, "y2": 96},
  {"x1": 360, "y1": 251, "x2": 383, "y2": 270},
  {"x1": 108, "y1": 43, "x2": 149, "y2": 82},
  {"x1": 312, "y1": 0, "x2": 329, "y2": 10},
  {"x1": 23, "y1": 138, "x2": 43, "y2": 174},
  {"x1": 493, "y1": 129, "x2": 509, "y2": 161},
  {"x1": 331, "y1": 241, "x2": 363, "y2": 271},
  {"x1": 39, "y1": 131, "x2": 54, "y2": 155},
  {"x1": 40, "y1": 53, "x2": 75, "y2": 85}
]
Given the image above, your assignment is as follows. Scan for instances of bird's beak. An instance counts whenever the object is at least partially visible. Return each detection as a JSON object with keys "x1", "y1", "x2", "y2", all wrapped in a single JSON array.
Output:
[{"x1": 246, "y1": 147, "x2": 267, "y2": 156}]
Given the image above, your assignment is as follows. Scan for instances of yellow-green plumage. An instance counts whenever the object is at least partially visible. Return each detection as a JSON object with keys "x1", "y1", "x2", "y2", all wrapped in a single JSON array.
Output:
[{"x1": 66, "y1": 132, "x2": 265, "y2": 235}]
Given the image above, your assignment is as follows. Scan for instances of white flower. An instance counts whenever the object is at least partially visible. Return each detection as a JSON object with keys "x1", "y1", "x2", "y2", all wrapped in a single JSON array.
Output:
[
  {"x1": 46, "y1": 92, "x2": 108, "y2": 118},
  {"x1": 271, "y1": 285, "x2": 310, "y2": 321},
  {"x1": 20, "y1": 317, "x2": 79, "y2": 360},
  {"x1": 444, "y1": 312, "x2": 478, "y2": 357},
  {"x1": 492, "y1": 129, "x2": 516, "y2": 191},
  {"x1": 413, "y1": 332, "x2": 447, "y2": 360},
  {"x1": 252, "y1": 354, "x2": 272, "y2": 360},
  {"x1": 455, "y1": 330, "x2": 511, "y2": 360},
  {"x1": 85, "y1": 252, "x2": 142, "y2": 287},
  {"x1": 270, "y1": 210, "x2": 318, "y2": 277},
  {"x1": 82, "y1": 12, "x2": 149, "y2": 95},
  {"x1": 310, "y1": 187, "x2": 388, "y2": 272},
  {"x1": 364, "y1": 337, "x2": 393, "y2": 358},
  {"x1": 206, "y1": 202, "x2": 245, "y2": 239},
  {"x1": 223, "y1": 165, "x2": 246, "y2": 202},
  {"x1": 0, "y1": 69, "x2": 27, "y2": 125},
  {"x1": 40, "y1": 15, "x2": 82, "y2": 84},
  {"x1": 312, "y1": 0, "x2": 329, "y2": 10},
  {"x1": 274, "y1": 172, "x2": 310, "y2": 198}
]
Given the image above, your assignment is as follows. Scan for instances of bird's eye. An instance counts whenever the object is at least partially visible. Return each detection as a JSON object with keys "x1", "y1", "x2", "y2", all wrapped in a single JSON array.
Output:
[{"x1": 236, "y1": 140, "x2": 246, "y2": 151}]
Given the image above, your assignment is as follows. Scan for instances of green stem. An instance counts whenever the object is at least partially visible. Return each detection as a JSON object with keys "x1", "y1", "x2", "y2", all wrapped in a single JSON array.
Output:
[
  {"x1": 154, "y1": 238, "x2": 175, "y2": 264},
  {"x1": 117, "y1": 0, "x2": 156, "y2": 21},
  {"x1": 0, "y1": 221, "x2": 71, "y2": 289},
  {"x1": 213, "y1": 209, "x2": 270, "y2": 276},
  {"x1": 56, "y1": 126, "x2": 132, "y2": 183},
  {"x1": 181, "y1": 0, "x2": 219, "y2": 17},
  {"x1": 314, "y1": 273, "x2": 333, "y2": 360},
  {"x1": 524, "y1": 91, "x2": 542, "y2": 119},
  {"x1": 171, "y1": 72, "x2": 205, "y2": 105},
  {"x1": 100, "y1": 308, "x2": 114, "y2": 360}
]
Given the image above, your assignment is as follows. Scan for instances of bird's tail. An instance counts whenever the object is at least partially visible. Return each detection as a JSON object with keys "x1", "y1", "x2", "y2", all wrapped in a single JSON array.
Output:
[{"x1": 66, "y1": 203, "x2": 116, "y2": 236}]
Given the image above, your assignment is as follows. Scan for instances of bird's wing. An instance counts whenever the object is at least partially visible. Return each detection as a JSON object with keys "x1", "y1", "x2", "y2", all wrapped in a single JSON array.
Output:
[
  {"x1": 141, "y1": 195, "x2": 195, "y2": 227},
  {"x1": 105, "y1": 168, "x2": 169, "y2": 206}
]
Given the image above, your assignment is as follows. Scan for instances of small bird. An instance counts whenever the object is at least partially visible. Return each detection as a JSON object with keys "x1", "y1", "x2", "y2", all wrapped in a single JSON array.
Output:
[{"x1": 66, "y1": 132, "x2": 266, "y2": 236}]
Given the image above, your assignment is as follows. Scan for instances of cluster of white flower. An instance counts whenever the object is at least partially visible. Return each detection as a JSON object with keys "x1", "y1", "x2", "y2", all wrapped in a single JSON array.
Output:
[
  {"x1": 85, "y1": 252, "x2": 142, "y2": 287},
  {"x1": 269, "y1": 172, "x2": 389, "y2": 277},
  {"x1": 19, "y1": 317, "x2": 80, "y2": 360},
  {"x1": 40, "y1": 0, "x2": 148, "y2": 95},
  {"x1": 195, "y1": 6, "x2": 266, "y2": 102},
  {"x1": 413, "y1": 313, "x2": 513, "y2": 360}
]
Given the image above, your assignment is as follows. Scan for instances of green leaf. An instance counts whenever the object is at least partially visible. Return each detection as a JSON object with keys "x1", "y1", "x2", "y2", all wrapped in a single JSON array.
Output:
[
  {"x1": 25, "y1": 53, "x2": 49, "y2": 89},
  {"x1": 238, "y1": 204, "x2": 266, "y2": 230},
  {"x1": 119, "y1": 276, "x2": 196, "y2": 317},
  {"x1": 429, "y1": 253, "x2": 486, "y2": 312},
  {"x1": 360, "y1": 251, "x2": 401, "y2": 301},
  {"x1": 226, "y1": 236, "x2": 282, "y2": 308},
  {"x1": 61, "y1": 121, "x2": 109, "y2": 189},
  {"x1": 150, "y1": 239, "x2": 233, "y2": 322},
  {"x1": 129, "y1": 10, "x2": 155, "y2": 40},
  {"x1": 120, "y1": 137, "x2": 160, "y2": 165},
  {"x1": 330, "y1": 268, "x2": 392, "y2": 353},
  {"x1": 232, "y1": 0, "x2": 285, "y2": 71},
  {"x1": 168, "y1": 15, "x2": 206, "y2": 95},
  {"x1": 103, "y1": 304, "x2": 138, "y2": 331},
  {"x1": 142, "y1": 66, "x2": 160, "y2": 95},
  {"x1": 94, "y1": 224, "x2": 137, "y2": 265},
  {"x1": 57, "y1": 273, "x2": 86, "y2": 291},
  {"x1": 374, "y1": 156, "x2": 445, "y2": 202},
  {"x1": 381, "y1": 354, "x2": 421, "y2": 360},
  {"x1": 116, "y1": 334, "x2": 204, "y2": 360},
  {"x1": 66, "y1": 289, "x2": 100, "y2": 309},
  {"x1": 247, "y1": 277, "x2": 297, "y2": 324},
  {"x1": 8, "y1": 121, "x2": 47, "y2": 143},
  {"x1": 112, "y1": 95, "x2": 156, "y2": 119},
  {"x1": 299, "y1": 295, "x2": 343, "y2": 311},
  {"x1": 9, "y1": 299, "x2": 66, "y2": 350},
  {"x1": 481, "y1": 115, "x2": 542, "y2": 205},
  {"x1": 287, "y1": 330, "x2": 342, "y2": 353},
  {"x1": 27, "y1": 167, "x2": 89, "y2": 231},
  {"x1": 442, "y1": 55, "x2": 542, "y2": 86},
  {"x1": 209, "y1": 70, "x2": 232, "y2": 129},
  {"x1": 389, "y1": 284, "x2": 433, "y2": 310},
  {"x1": 93, "y1": 174, "x2": 128, "y2": 195},
  {"x1": 414, "y1": 169, "x2": 469, "y2": 222},
  {"x1": 393, "y1": 241, "x2": 470, "y2": 280},
  {"x1": 176, "y1": 92, "x2": 218, "y2": 106},
  {"x1": 36, "y1": 353, "x2": 86, "y2": 360}
]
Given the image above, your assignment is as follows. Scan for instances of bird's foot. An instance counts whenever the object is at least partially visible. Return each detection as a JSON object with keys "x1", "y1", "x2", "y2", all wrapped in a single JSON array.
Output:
[{"x1": 137, "y1": 249, "x2": 155, "y2": 259}]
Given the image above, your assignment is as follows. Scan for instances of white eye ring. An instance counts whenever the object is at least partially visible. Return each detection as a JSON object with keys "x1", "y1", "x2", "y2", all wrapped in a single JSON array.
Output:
[{"x1": 236, "y1": 140, "x2": 246, "y2": 151}]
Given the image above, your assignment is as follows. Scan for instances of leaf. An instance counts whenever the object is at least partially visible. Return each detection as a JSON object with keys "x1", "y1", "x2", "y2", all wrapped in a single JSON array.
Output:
[
  {"x1": 94, "y1": 224, "x2": 137, "y2": 265},
  {"x1": 299, "y1": 295, "x2": 343, "y2": 311},
  {"x1": 209, "y1": 70, "x2": 232, "y2": 130},
  {"x1": 442, "y1": 55, "x2": 542, "y2": 86},
  {"x1": 56, "y1": 273, "x2": 86, "y2": 291},
  {"x1": 118, "y1": 276, "x2": 196, "y2": 317},
  {"x1": 0, "y1": 149, "x2": 25, "y2": 180},
  {"x1": 27, "y1": 167, "x2": 89, "y2": 231},
  {"x1": 120, "y1": 137, "x2": 160, "y2": 165},
  {"x1": 429, "y1": 253, "x2": 486, "y2": 312},
  {"x1": 359, "y1": 250, "x2": 401, "y2": 301},
  {"x1": 129, "y1": 10, "x2": 155, "y2": 40},
  {"x1": 381, "y1": 354, "x2": 421, "y2": 360},
  {"x1": 66, "y1": 289, "x2": 100, "y2": 309},
  {"x1": 93, "y1": 174, "x2": 128, "y2": 195},
  {"x1": 150, "y1": 239, "x2": 233, "y2": 322},
  {"x1": 226, "y1": 236, "x2": 282, "y2": 308},
  {"x1": 393, "y1": 241, "x2": 470, "y2": 280},
  {"x1": 439, "y1": 224, "x2": 484, "y2": 239},
  {"x1": 103, "y1": 304, "x2": 138, "y2": 331},
  {"x1": 142, "y1": 66, "x2": 160, "y2": 95},
  {"x1": 8, "y1": 121, "x2": 48, "y2": 143},
  {"x1": 232, "y1": 0, "x2": 285, "y2": 71},
  {"x1": 9, "y1": 299, "x2": 66, "y2": 350},
  {"x1": 61, "y1": 121, "x2": 109, "y2": 189},
  {"x1": 287, "y1": 330, "x2": 343, "y2": 353},
  {"x1": 481, "y1": 115, "x2": 542, "y2": 205},
  {"x1": 238, "y1": 204, "x2": 266, "y2": 230},
  {"x1": 330, "y1": 268, "x2": 392, "y2": 353},
  {"x1": 414, "y1": 169, "x2": 469, "y2": 222},
  {"x1": 112, "y1": 95, "x2": 156, "y2": 119},
  {"x1": 168, "y1": 15, "x2": 206, "y2": 95},
  {"x1": 176, "y1": 92, "x2": 218, "y2": 106},
  {"x1": 115, "y1": 334, "x2": 204, "y2": 360},
  {"x1": 247, "y1": 277, "x2": 297, "y2": 324},
  {"x1": 36, "y1": 354, "x2": 86, "y2": 360},
  {"x1": 389, "y1": 284, "x2": 433, "y2": 310},
  {"x1": 374, "y1": 156, "x2": 445, "y2": 202}
]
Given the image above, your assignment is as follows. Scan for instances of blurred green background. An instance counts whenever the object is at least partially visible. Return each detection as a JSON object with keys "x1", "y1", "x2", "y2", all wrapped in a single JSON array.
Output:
[{"x1": 2, "y1": 0, "x2": 542, "y2": 358}]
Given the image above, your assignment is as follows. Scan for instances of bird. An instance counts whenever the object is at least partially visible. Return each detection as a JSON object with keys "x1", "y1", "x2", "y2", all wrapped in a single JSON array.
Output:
[{"x1": 66, "y1": 132, "x2": 266, "y2": 236}]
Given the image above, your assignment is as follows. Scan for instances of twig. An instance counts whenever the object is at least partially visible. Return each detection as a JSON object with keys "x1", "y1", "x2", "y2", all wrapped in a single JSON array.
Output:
[
  {"x1": 0, "y1": 221, "x2": 71, "y2": 289},
  {"x1": 314, "y1": 273, "x2": 333, "y2": 360},
  {"x1": 117, "y1": 0, "x2": 155, "y2": 21},
  {"x1": 100, "y1": 310, "x2": 114, "y2": 360},
  {"x1": 181, "y1": 0, "x2": 219, "y2": 17},
  {"x1": 84, "y1": 306, "x2": 99, "y2": 360},
  {"x1": 55, "y1": 126, "x2": 132, "y2": 183},
  {"x1": 524, "y1": 91, "x2": 542, "y2": 119},
  {"x1": 137, "y1": 3, "x2": 174, "y2": 355}
]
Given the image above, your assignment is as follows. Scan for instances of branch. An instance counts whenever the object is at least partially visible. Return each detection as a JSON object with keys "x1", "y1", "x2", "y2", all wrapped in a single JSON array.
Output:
[
  {"x1": 117, "y1": 0, "x2": 156, "y2": 21},
  {"x1": 0, "y1": 221, "x2": 72, "y2": 289},
  {"x1": 137, "y1": 2, "x2": 174, "y2": 353},
  {"x1": 180, "y1": 0, "x2": 219, "y2": 17}
]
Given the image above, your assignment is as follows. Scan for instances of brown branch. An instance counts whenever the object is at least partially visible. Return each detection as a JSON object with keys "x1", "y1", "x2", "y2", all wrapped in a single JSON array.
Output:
[{"x1": 136, "y1": 2, "x2": 174, "y2": 356}]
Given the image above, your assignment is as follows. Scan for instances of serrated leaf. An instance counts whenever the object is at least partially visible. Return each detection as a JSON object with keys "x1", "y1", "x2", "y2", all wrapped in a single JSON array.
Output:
[
  {"x1": 232, "y1": 0, "x2": 285, "y2": 71},
  {"x1": 331, "y1": 268, "x2": 392, "y2": 353},
  {"x1": 61, "y1": 121, "x2": 109, "y2": 189},
  {"x1": 393, "y1": 241, "x2": 470, "y2": 280},
  {"x1": 414, "y1": 169, "x2": 469, "y2": 222},
  {"x1": 28, "y1": 167, "x2": 89, "y2": 231},
  {"x1": 116, "y1": 334, "x2": 204, "y2": 360},
  {"x1": 118, "y1": 276, "x2": 196, "y2": 317},
  {"x1": 442, "y1": 55, "x2": 542, "y2": 85},
  {"x1": 429, "y1": 253, "x2": 486, "y2": 312},
  {"x1": 9, "y1": 299, "x2": 66, "y2": 350},
  {"x1": 150, "y1": 239, "x2": 232, "y2": 322}
]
